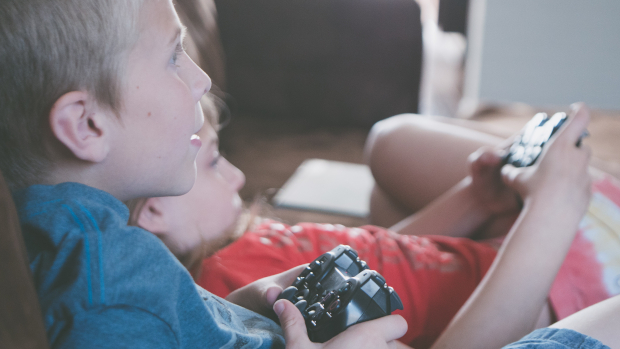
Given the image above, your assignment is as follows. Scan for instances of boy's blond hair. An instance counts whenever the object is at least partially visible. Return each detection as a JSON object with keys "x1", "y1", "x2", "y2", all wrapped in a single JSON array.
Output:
[{"x1": 0, "y1": 0, "x2": 144, "y2": 190}]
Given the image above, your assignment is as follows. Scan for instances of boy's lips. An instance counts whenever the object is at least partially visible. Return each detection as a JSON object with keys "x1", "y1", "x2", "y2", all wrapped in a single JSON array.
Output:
[{"x1": 190, "y1": 134, "x2": 202, "y2": 147}]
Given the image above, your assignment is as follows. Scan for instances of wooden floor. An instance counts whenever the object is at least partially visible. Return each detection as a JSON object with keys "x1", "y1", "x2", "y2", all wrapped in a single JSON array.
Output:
[
  {"x1": 220, "y1": 114, "x2": 371, "y2": 227},
  {"x1": 220, "y1": 106, "x2": 620, "y2": 227}
]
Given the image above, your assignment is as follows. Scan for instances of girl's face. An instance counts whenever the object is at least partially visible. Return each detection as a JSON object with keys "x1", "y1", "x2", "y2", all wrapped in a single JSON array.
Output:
[{"x1": 148, "y1": 122, "x2": 246, "y2": 259}]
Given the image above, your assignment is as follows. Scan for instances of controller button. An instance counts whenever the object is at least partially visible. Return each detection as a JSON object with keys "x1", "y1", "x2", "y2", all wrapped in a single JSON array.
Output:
[
  {"x1": 320, "y1": 291, "x2": 337, "y2": 305},
  {"x1": 295, "y1": 300, "x2": 308, "y2": 313},
  {"x1": 304, "y1": 272, "x2": 316, "y2": 284},
  {"x1": 310, "y1": 260, "x2": 322, "y2": 272},
  {"x1": 308, "y1": 302, "x2": 324, "y2": 311},
  {"x1": 307, "y1": 303, "x2": 325, "y2": 321},
  {"x1": 338, "y1": 282, "x2": 352, "y2": 294},
  {"x1": 292, "y1": 277, "x2": 304, "y2": 288},
  {"x1": 280, "y1": 286, "x2": 299, "y2": 303},
  {"x1": 327, "y1": 299, "x2": 340, "y2": 312},
  {"x1": 311, "y1": 312, "x2": 323, "y2": 322},
  {"x1": 512, "y1": 145, "x2": 525, "y2": 162},
  {"x1": 296, "y1": 288, "x2": 309, "y2": 301}
]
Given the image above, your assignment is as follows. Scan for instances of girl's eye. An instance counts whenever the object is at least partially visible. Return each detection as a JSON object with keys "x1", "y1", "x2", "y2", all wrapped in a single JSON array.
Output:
[{"x1": 210, "y1": 151, "x2": 221, "y2": 168}]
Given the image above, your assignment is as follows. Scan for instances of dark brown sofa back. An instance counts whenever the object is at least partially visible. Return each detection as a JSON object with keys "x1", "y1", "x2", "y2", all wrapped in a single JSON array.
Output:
[{"x1": 215, "y1": 0, "x2": 423, "y2": 126}]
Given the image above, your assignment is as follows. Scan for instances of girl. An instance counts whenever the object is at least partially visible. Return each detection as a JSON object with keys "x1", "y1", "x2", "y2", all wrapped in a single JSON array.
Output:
[{"x1": 130, "y1": 97, "x2": 618, "y2": 348}]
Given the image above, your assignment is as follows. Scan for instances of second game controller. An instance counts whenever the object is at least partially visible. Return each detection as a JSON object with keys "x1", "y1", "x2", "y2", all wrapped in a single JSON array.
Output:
[{"x1": 504, "y1": 112, "x2": 588, "y2": 167}]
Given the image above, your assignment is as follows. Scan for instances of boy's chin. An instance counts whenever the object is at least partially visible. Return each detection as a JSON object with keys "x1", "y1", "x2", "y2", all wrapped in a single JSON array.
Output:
[{"x1": 163, "y1": 167, "x2": 197, "y2": 197}]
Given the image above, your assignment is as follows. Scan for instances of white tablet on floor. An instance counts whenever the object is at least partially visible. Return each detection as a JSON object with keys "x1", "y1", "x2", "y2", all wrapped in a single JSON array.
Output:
[{"x1": 273, "y1": 159, "x2": 374, "y2": 218}]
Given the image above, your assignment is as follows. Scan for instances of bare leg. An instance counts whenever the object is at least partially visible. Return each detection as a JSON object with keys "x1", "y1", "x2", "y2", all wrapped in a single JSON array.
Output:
[
  {"x1": 364, "y1": 113, "x2": 504, "y2": 227},
  {"x1": 549, "y1": 295, "x2": 620, "y2": 348},
  {"x1": 365, "y1": 114, "x2": 565, "y2": 334}
]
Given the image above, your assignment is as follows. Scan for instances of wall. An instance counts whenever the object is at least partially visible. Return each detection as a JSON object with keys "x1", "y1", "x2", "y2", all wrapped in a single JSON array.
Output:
[{"x1": 463, "y1": 0, "x2": 620, "y2": 112}]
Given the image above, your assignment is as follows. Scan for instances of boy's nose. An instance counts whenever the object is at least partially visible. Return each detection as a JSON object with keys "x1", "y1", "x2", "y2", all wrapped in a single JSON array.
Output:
[
  {"x1": 187, "y1": 56, "x2": 211, "y2": 101},
  {"x1": 194, "y1": 71, "x2": 211, "y2": 102}
]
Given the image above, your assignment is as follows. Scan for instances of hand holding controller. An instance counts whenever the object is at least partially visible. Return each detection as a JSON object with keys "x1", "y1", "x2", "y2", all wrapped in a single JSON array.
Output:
[
  {"x1": 277, "y1": 245, "x2": 403, "y2": 343},
  {"x1": 504, "y1": 112, "x2": 589, "y2": 167}
]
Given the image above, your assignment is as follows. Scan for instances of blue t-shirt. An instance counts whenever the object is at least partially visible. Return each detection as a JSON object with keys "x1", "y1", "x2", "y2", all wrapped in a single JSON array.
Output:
[{"x1": 14, "y1": 182, "x2": 285, "y2": 348}]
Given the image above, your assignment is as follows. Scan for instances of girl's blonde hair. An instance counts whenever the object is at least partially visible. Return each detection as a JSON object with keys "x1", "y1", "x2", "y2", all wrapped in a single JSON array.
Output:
[{"x1": 0, "y1": 0, "x2": 143, "y2": 190}]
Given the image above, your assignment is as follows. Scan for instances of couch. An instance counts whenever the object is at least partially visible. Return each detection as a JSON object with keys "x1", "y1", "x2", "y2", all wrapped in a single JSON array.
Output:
[{"x1": 177, "y1": 0, "x2": 424, "y2": 127}]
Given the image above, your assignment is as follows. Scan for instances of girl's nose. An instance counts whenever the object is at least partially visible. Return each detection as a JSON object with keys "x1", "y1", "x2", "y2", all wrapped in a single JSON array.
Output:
[{"x1": 221, "y1": 158, "x2": 245, "y2": 191}]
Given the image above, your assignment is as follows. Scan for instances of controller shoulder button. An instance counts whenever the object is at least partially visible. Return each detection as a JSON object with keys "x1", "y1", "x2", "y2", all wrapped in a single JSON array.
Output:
[{"x1": 389, "y1": 287, "x2": 404, "y2": 312}]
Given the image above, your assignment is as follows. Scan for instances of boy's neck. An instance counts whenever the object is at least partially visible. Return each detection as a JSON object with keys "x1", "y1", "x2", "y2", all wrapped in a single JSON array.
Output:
[{"x1": 46, "y1": 160, "x2": 135, "y2": 202}]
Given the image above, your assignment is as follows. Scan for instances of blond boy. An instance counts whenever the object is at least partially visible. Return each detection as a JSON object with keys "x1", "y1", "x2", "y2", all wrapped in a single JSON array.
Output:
[
  {"x1": 1, "y1": 0, "x2": 614, "y2": 348},
  {"x1": 0, "y1": 0, "x2": 406, "y2": 347}
]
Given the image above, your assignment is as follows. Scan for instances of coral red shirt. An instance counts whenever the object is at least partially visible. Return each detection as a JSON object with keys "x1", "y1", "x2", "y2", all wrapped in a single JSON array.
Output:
[
  {"x1": 198, "y1": 222, "x2": 497, "y2": 347},
  {"x1": 198, "y1": 176, "x2": 620, "y2": 348}
]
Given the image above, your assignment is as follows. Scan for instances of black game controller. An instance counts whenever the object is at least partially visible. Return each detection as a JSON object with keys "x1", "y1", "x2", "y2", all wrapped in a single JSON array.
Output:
[
  {"x1": 277, "y1": 245, "x2": 403, "y2": 343},
  {"x1": 504, "y1": 112, "x2": 588, "y2": 167}
]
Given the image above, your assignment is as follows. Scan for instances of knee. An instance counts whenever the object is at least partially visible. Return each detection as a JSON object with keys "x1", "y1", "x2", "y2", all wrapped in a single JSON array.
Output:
[{"x1": 363, "y1": 113, "x2": 428, "y2": 167}]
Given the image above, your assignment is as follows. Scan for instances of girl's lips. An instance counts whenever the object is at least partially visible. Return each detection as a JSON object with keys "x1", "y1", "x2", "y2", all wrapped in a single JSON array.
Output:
[{"x1": 190, "y1": 134, "x2": 202, "y2": 147}]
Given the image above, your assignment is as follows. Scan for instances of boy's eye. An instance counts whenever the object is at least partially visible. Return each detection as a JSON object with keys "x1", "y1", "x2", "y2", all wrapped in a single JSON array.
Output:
[{"x1": 169, "y1": 43, "x2": 185, "y2": 67}]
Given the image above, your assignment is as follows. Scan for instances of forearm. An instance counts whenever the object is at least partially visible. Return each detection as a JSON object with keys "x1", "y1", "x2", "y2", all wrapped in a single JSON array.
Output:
[
  {"x1": 390, "y1": 177, "x2": 492, "y2": 238},
  {"x1": 430, "y1": 198, "x2": 584, "y2": 349}
]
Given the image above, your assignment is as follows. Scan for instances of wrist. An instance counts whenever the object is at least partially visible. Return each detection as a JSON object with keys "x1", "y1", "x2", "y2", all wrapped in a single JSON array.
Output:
[
  {"x1": 524, "y1": 185, "x2": 589, "y2": 217},
  {"x1": 521, "y1": 194, "x2": 587, "y2": 231}
]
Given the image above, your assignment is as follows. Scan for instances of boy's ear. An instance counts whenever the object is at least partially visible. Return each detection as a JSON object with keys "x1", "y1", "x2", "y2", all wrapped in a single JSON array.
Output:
[
  {"x1": 49, "y1": 91, "x2": 112, "y2": 162},
  {"x1": 136, "y1": 198, "x2": 170, "y2": 234}
]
